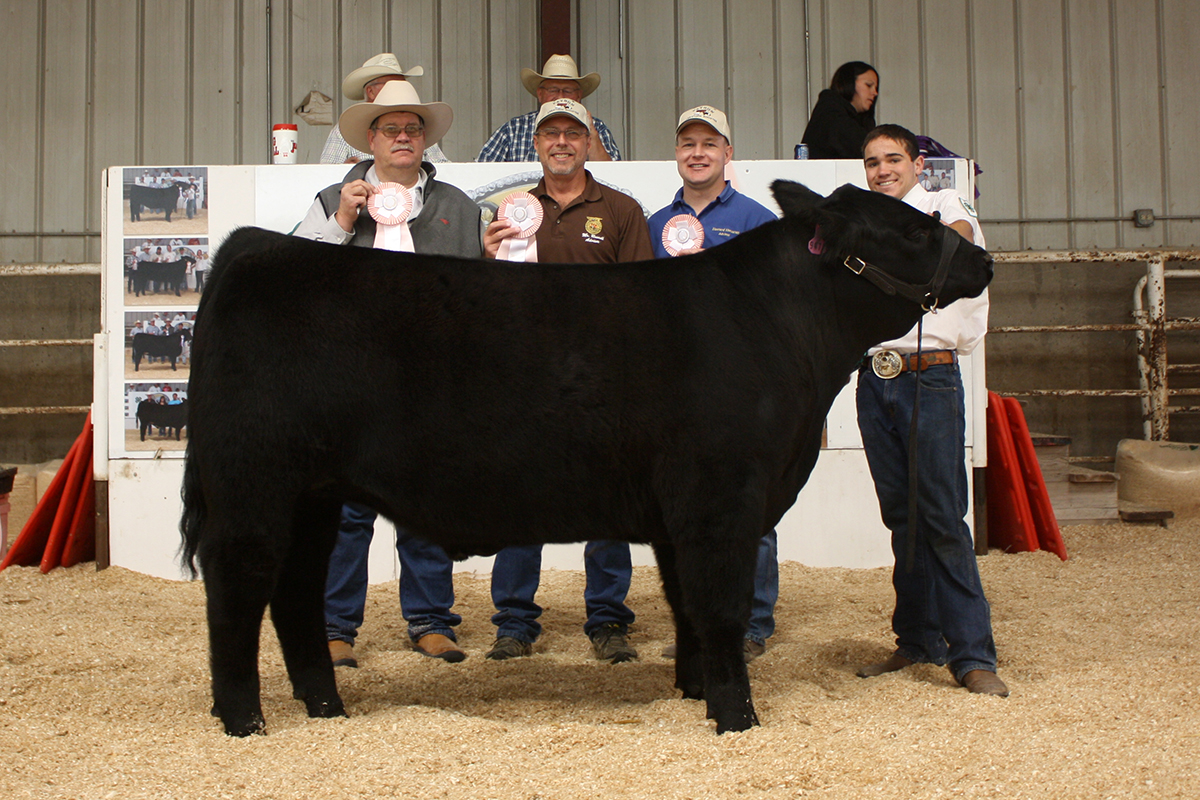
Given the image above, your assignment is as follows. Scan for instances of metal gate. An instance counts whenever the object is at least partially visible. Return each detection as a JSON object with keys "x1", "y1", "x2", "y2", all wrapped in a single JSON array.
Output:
[{"x1": 990, "y1": 250, "x2": 1200, "y2": 442}]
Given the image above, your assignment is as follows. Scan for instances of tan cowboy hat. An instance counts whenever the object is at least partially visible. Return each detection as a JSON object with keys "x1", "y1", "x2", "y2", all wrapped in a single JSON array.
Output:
[
  {"x1": 342, "y1": 53, "x2": 425, "y2": 100},
  {"x1": 520, "y1": 54, "x2": 600, "y2": 98},
  {"x1": 339, "y1": 80, "x2": 454, "y2": 153}
]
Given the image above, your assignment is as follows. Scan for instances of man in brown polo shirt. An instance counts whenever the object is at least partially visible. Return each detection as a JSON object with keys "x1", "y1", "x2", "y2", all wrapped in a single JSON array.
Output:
[{"x1": 483, "y1": 97, "x2": 653, "y2": 664}]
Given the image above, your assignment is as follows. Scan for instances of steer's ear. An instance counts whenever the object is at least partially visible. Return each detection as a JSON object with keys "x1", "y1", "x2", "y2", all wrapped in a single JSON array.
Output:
[{"x1": 771, "y1": 180, "x2": 826, "y2": 219}]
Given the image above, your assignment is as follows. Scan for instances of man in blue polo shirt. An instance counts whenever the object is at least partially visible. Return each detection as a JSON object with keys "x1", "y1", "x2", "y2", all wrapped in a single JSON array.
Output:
[
  {"x1": 647, "y1": 105, "x2": 777, "y2": 259},
  {"x1": 648, "y1": 105, "x2": 780, "y2": 662}
]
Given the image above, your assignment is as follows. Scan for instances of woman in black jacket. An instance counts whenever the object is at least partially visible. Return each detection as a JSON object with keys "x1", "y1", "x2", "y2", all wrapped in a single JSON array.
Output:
[{"x1": 801, "y1": 61, "x2": 879, "y2": 159}]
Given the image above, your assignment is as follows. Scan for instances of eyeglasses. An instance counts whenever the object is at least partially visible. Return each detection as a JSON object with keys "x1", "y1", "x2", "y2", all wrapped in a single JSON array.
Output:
[
  {"x1": 539, "y1": 86, "x2": 582, "y2": 99},
  {"x1": 537, "y1": 128, "x2": 587, "y2": 141},
  {"x1": 372, "y1": 123, "x2": 425, "y2": 139}
]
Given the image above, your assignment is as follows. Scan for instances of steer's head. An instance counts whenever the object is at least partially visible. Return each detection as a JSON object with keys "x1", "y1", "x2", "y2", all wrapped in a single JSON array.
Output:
[{"x1": 771, "y1": 180, "x2": 992, "y2": 312}]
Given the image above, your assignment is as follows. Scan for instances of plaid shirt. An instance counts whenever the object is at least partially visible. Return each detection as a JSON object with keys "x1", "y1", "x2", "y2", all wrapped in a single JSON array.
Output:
[
  {"x1": 319, "y1": 124, "x2": 449, "y2": 165},
  {"x1": 475, "y1": 110, "x2": 621, "y2": 162}
]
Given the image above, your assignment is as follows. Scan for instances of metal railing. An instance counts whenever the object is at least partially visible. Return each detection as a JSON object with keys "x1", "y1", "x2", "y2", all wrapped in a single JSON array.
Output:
[{"x1": 989, "y1": 249, "x2": 1200, "y2": 441}]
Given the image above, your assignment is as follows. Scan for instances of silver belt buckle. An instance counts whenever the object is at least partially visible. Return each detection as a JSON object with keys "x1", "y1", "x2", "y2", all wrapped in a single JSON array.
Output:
[{"x1": 871, "y1": 350, "x2": 904, "y2": 379}]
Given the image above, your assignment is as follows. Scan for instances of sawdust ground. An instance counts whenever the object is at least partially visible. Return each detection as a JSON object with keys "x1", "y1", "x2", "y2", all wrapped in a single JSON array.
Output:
[{"x1": 2, "y1": 520, "x2": 1197, "y2": 799}]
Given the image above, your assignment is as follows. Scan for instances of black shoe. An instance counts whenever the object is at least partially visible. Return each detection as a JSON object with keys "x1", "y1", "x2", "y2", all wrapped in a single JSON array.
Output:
[
  {"x1": 590, "y1": 624, "x2": 637, "y2": 663},
  {"x1": 485, "y1": 636, "x2": 533, "y2": 661}
]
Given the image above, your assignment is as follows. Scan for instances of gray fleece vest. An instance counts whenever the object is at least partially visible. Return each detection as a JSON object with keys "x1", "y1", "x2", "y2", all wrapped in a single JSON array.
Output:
[{"x1": 316, "y1": 160, "x2": 483, "y2": 258}]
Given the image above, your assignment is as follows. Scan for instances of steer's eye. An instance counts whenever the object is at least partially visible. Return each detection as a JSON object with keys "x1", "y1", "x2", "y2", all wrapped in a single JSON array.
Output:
[{"x1": 905, "y1": 226, "x2": 930, "y2": 242}]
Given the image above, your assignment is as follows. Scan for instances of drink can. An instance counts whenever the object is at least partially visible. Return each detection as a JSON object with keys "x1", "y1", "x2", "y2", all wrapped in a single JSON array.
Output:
[{"x1": 794, "y1": 143, "x2": 809, "y2": 160}]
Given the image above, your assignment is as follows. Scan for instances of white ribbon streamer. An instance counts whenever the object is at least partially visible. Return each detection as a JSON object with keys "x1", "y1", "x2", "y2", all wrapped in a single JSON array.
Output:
[
  {"x1": 369, "y1": 183, "x2": 416, "y2": 252},
  {"x1": 662, "y1": 214, "x2": 705, "y2": 256},
  {"x1": 496, "y1": 192, "x2": 543, "y2": 262}
]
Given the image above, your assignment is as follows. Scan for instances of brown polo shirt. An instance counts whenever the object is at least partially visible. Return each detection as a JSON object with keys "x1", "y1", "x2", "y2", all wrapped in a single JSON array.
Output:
[{"x1": 531, "y1": 171, "x2": 654, "y2": 264}]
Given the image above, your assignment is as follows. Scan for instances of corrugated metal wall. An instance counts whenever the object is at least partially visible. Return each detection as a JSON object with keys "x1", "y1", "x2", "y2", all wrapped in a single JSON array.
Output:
[{"x1": 2, "y1": 0, "x2": 1197, "y2": 262}]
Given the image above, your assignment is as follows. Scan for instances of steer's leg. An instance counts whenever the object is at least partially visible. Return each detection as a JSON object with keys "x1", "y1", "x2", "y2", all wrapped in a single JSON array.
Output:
[
  {"x1": 198, "y1": 528, "x2": 279, "y2": 737},
  {"x1": 670, "y1": 518, "x2": 761, "y2": 734},
  {"x1": 652, "y1": 542, "x2": 704, "y2": 700},
  {"x1": 270, "y1": 494, "x2": 345, "y2": 721}
]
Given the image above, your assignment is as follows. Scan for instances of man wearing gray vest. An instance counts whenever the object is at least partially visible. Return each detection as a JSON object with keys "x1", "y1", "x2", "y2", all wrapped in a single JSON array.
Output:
[{"x1": 296, "y1": 81, "x2": 483, "y2": 667}]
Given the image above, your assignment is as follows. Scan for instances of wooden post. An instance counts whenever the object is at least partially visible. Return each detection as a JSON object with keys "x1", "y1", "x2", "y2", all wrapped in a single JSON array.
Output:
[{"x1": 540, "y1": 0, "x2": 571, "y2": 65}]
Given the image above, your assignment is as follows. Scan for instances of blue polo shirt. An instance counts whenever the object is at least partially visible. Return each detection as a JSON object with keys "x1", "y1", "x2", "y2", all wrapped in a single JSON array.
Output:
[{"x1": 647, "y1": 181, "x2": 778, "y2": 259}]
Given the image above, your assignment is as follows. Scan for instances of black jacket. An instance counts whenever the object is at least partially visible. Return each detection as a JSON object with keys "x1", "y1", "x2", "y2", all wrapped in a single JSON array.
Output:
[{"x1": 801, "y1": 89, "x2": 876, "y2": 159}]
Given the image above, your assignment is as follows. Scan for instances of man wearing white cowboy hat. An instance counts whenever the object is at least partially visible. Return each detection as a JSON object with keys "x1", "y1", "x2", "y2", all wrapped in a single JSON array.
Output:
[
  {"x1": 320, "y1": 53, "x2": 449, "y2": 165},
  {"x1": 481, "y1": 98, "x2": 652, "y2": 665},
  {"x1": 295, "y1": 79, "x2": 483, "y2": 667},
  {"x1": 476, "y1": 53, "x2": 620, "y2": 163},
  {"x1": 647, "y1": 105, "x2": 779, "y2": 663}
]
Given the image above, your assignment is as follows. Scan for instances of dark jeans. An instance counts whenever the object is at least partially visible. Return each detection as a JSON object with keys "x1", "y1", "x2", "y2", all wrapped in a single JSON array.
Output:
[
  {"x1": 324, "y1": 501, "x2": 461, "y2": 645},
  {"x1": 490, "y1": 541, "x2": 635, "y2": 643},
  {"x1": 856, "y1": 363, "x2": 997, "y2": 681},
  {"x1": 748, "y1": 530, "x2": 779, "y2": 644}
]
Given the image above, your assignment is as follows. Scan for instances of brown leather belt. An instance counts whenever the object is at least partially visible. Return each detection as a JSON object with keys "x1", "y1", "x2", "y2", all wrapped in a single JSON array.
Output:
[{"x1": 869, "y1": 349, "x2": 957, "y2": 379}]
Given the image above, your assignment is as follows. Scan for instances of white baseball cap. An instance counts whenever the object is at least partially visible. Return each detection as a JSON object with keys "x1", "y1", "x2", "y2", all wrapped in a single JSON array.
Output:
[
  {"x1": 676, "y1": 105, "x2": 732, "y2": 144},
  {"x1": 534, "y1": 98, "x2": 590, "y2": 130}
]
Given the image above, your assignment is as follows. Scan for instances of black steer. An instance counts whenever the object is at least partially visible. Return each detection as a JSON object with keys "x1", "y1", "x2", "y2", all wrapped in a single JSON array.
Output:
[
  {"x1": 130, "y1": 183, "x2": 184, "y2": 222},
  {"x1": 131, "y1": 328, "x2": 190, "y2": 371},
  {"x1": 136, "y1": 399, "x2": 188, "y2": 441},
  {"x1": 182, "y1": 181, "x2": 992, "y2": 737},
  {"x1": 132, "y1": 256, "x2": 195, "y2": 297}
]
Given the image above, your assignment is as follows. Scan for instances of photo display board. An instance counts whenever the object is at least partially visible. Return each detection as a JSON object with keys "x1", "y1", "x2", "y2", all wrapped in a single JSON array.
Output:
[{"x1": 98, "y1": 158, "x2": 976, "y2": 579}]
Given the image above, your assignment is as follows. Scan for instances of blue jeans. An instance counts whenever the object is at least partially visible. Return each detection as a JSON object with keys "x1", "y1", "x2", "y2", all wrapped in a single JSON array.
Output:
[
  {"x1": 324, "y1": 501, "x2": 461, "y2": 645},
  {"x1": 490, "y1": 541, "x2": 634, "y2": 643},
  {"x1": 856, "y1": 363, "x2": 997, "y2": 681},
  {"x1": 748, "y1": 530, "x2": 779, "y2": 645}
]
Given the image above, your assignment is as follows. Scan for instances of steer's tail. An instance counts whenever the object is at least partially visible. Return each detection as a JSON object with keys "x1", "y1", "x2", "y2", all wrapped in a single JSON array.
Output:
[{"x1": 179, "y1": 444, "x2": 206, "y2": 578}]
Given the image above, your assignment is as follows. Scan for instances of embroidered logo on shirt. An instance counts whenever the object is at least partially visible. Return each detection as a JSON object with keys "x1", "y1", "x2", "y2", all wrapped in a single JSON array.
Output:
[
  {"x1": 585, "y1": 217, "x2": 603, "y2": 236},
  {"x1": 959, "y1": 197, "x2": 978, "y2": 218}
]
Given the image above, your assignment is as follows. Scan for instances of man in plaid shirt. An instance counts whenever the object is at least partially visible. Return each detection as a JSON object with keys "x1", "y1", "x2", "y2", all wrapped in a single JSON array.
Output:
[
  {"x1": 476, "y1": 54, "x2": 621, "y2": 163},
  {"x1": 321, "y1": 53, "x2": 449, "y2": 165}
]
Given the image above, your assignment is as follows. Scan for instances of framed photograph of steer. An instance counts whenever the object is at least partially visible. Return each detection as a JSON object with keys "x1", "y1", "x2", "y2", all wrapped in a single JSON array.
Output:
[
  {"x1": 123, "y1": 383, "x2": 188, "y2": 452},
  {"x1": 122, "y1": 236, "x2": 210, "y2": 305},
  {"x1": 122, "y1": 167, "x2": 208, "y2": 236},
  {"x1": 122, "y1": 310, "x2": 195, "y2": 381}
]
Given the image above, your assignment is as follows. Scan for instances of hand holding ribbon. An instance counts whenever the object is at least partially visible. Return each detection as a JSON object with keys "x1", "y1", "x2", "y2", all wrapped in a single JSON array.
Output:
[
  {"x1": 661, "y1": 214, "x2": 704, "y2": 256},
  {"x1": 369, "y1": 182, "x2": 415, "y2": 252},
  {"x1": 495, "y1": 192, "x2": 543, "y2": 262}
]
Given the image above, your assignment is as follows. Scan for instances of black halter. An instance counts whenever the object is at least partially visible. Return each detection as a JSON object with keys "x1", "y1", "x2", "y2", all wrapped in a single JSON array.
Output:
[{"x1": 842, "y1": 223, "x2": 960, "y2": 312}]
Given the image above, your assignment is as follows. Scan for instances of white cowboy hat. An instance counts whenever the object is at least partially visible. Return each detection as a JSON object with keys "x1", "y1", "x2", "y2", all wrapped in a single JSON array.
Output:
[
  {"x1": 341, "y1": 53, "x2": 425, "y2": 100},
  {"x1": 520, "y1": 54, "x2": 600, "y2": 98},
  {"x1": 338, "y1": 80, "x2": 454, "y2": 153}
]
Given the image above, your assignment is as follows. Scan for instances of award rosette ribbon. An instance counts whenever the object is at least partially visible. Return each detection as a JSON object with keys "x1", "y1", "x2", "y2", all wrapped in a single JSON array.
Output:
[
  {"x1": 369, "y1": 182, "x2": 416, "y2": 252},
  {"x1": 662, "y1": 214, "x2": 704, "y2": 256},
  {"x1": 495, "y1": 191, "x2": 543, "y2": 262}
]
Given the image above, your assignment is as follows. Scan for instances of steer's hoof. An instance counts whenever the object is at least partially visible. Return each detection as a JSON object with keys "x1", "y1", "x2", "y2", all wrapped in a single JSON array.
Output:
[
  {"x1": 304, "y1": 696, "x2": 347, "y2": 719},
  {"x1": 715, "y1": 712, "x2": 760, "y2": 734},
  {"x1": 222, "y1": 713, "x2": 267, "y2": 737}
]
